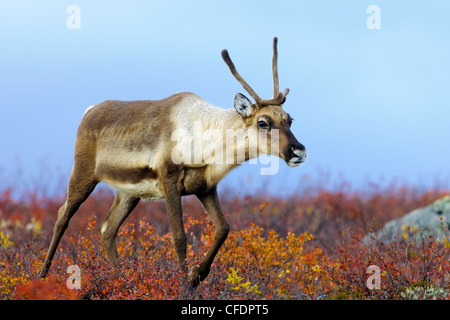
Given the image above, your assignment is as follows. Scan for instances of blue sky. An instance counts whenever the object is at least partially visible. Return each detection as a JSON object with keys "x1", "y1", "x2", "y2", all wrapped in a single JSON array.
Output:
[{"x1": 1, "y1": 1, "x2": 450, "y2": 196}]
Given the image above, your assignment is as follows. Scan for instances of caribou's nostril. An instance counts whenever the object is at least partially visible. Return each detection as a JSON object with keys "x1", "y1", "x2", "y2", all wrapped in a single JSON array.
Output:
[
  {"x1": 291, "y1": 150, "x2": 306, "y2": 163},
  {"x1": 286, "y1": 144, "x2": 306, "y2": 165},
  {"x1": 292, "y1": 147, "x2": 306, "y2": 158}
]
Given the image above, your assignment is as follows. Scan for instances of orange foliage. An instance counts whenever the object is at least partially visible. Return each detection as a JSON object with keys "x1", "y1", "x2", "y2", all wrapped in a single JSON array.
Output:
[
  {"x1": 0, "y1": 179, "x2": 449, "y2": 300},
  {"x1": 13, "y1": 275, "x2": 78, "y2": 300}
]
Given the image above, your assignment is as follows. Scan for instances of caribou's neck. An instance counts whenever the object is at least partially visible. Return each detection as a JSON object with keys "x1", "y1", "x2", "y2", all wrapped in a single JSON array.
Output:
[{"x1": 199, "y1": 107, "x2": 258, "y2": 186}]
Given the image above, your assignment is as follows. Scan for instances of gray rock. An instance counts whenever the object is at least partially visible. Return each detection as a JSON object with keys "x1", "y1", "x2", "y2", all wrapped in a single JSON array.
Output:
[{"x1": 363, "y1": 195, "x2": 450, "y2": 245}]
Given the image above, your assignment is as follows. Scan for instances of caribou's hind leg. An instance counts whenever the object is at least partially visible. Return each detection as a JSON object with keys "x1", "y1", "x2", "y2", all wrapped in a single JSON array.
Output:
[
  {"x1": 40, "y1": 164, "x2": 97, "y2": 278},
  {"x1": 99, "y1": 192, "x2": 140, "y2": 266}
]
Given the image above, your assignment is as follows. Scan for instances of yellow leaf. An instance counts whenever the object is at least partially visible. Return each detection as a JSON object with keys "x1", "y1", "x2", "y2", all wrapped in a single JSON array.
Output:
[
  {"x1": 311, "y1": 264, "x2": 322, "y2": 272},
  {"x1": 227, "y1": 267, "x2": 243, "y2": 284},
  {"x1": 0, "y1": 232, "x2": 13, "y2": 248},
  {"x1": 444, "y1": 238, "x2": 450, "y2": 249},
  {"x1": 402, "y1": 232, "x2": 407, "y2": 240}
]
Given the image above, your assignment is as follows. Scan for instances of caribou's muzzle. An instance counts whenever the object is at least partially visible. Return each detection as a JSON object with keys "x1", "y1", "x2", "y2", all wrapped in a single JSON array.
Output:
[{"x1": 286, "y1": 143, "x2": 307, "y2": 167}]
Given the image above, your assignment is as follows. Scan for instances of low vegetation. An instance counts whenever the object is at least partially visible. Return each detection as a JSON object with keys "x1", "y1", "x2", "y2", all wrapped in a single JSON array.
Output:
[{"x1": 1, "y1": 174, "x2": 449, "y2": 299}]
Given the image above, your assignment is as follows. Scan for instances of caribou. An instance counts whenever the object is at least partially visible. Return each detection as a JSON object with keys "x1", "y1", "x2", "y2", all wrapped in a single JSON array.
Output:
[{"x1": 39, "y1": 37, "x2": 306, "y2": 287}]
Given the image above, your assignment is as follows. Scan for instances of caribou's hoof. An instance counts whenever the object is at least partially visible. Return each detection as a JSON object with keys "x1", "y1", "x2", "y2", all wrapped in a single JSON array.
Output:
[{"x1": 188, "y1": 265, "x2": 210, "y2": 288}]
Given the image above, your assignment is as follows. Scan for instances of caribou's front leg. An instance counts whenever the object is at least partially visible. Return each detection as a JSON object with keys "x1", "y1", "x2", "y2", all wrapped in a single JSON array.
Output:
[
  {"x1": 163, "y1": 172, "x2": 187, "y2": 272},
  {"x1": 190, "y1": 186, "x2": 230, "y2": 287}
]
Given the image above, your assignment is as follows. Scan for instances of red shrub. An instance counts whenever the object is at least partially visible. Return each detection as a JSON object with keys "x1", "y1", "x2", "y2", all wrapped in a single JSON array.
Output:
[{"x1": 0, "y1": 173, "x2": 449, "y2": 300}]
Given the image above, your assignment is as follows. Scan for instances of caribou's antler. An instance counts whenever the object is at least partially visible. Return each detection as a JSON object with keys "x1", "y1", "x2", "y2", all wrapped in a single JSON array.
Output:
[
  {"x1": 222, "y1": 37, "x2": 289, "y2": 107},
  {"x1": 221, "y1": 49, "x2": 262, "y2": 104},
  {"x1": 272, "y1": 37, "x2": 280, "y2": 97}
]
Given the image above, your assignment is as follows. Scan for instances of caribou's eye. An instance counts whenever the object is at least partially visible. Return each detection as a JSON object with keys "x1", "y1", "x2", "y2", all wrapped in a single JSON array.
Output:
[{"x1": 258, "y1": 120, "x2": 269, "y2": 129}]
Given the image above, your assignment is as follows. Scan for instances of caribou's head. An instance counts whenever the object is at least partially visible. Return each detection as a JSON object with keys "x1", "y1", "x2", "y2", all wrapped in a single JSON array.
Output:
[{"x1": 222, "y1": 37, "x2": 306, "y2": 167}]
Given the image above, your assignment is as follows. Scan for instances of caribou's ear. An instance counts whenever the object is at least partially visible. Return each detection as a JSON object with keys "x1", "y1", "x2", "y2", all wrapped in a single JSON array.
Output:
[
  {"x1": 279, "y1": 88, "x2": 290, "y2": 105},
  {"x1": 234, "y1": 93, "x2": 255, "y2": 118}
]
